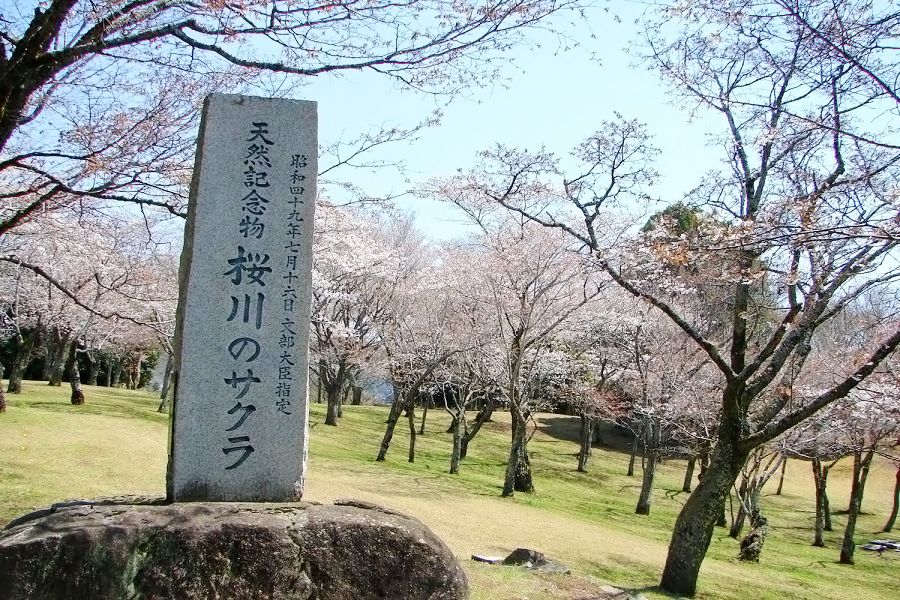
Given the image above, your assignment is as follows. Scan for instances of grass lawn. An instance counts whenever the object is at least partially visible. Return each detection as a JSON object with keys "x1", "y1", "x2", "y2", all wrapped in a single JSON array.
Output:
[{"x1": 2, "y1": 381, "x2": 898, "y2": 599}]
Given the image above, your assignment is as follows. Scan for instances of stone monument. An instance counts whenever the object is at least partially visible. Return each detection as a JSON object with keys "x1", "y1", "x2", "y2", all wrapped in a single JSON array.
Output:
[{"x1": 168, "y1": 93, "x2": 316, "y2": 502}]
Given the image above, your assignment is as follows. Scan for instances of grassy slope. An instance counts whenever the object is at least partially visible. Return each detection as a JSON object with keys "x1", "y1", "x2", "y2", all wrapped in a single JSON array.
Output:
[{"x1": 1, "y1": 382, "x2": 897, "y2": 600}]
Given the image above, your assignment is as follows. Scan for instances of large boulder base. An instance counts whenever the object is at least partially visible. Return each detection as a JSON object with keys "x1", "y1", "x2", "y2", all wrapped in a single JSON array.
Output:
[{"x1": 0, "y1": 497, "x2": 468, "y2": 600}]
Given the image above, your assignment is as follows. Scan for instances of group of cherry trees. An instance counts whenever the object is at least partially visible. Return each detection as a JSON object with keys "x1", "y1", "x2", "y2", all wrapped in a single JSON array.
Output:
[{"x1": 0, "y1": 212, "x2": 179, "y2": 400}]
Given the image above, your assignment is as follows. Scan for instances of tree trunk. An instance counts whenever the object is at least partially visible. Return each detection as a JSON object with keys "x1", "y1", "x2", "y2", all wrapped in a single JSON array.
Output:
[
  {"x1": 839, "y1": 449, "x2": 874, "y2": 565},
  {"x1": 110, "y1": 358, "x2": 123, "y2": 387},
  {"x1": 636, "y1": 448, "x2": 659, "y2": 514},
  {"x1": 659, "y1": 436, "x2": 748, "y2": 596},
  {"x1": 683, "y1": 456, "x2": 697, "y2": 493},
  {"x1": 811, "y1": 455, "x2": 834, "y2": 546},
  {"x1": 45, "y1": 326, "x2": 70, "y2": 386},
  {"x1": 0, "y1": 364, "x2": 6, "y2": 412},
  {"x1": 325, "y1": 383, "x2": 342, "y2": 426},
  {"x1": 450, "y1": 409, "x2": 465, "y2": 474},
  {"x1": 627, "y1": 434, "x2": 639, "y2": 477},
  {"x1": 636, "y1": 419, "x2": 660, "y2": 515},
  {"x1": 737, "y1": 510, "x2": 769, "y2": 562},
  {"x1": 729, "y1": 475, "x2": 750, "y2": 538},
  {"x1": 407, "y1": 402, "x2": 417, "y2": 463},
  {"x1": 84, "y1": 350, "x2": 98, "y2": 386},
  {"x1": 577, "y1": 414, "x2": 593, "y2": 472},
  {"x1": 882, "y1": 463, "x2": 900, "y2": 533},
  {"x1": 419, "y1": 396, "x2": 428, "y2": 435},
  {"x1": 159, "y1": 353, "x2": 174, "y2": 401},
  {"x1": 502, "y1": 407, "x2": 533, "y2": 497},
  {"x1": 350, "y1": 384, "x2": 363, "y2": 405},
  {"x1": 460, "y1": 396, "x2": 494, "y2": 460},
  {"x1": 68, "y1": 345, "x2": 84, "y2": 405},
  {"x1": 376, "y1": 392, "x2": 404, "y2": 461},
  {"x1": 775, "y1": 459, "x2": 787, "y2": 495},
  {"x1": 8, "y1": 329, "x2": 38, "y2": 394}
]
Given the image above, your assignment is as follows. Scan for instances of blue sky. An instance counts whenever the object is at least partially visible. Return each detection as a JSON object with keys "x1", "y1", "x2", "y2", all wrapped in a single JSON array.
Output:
[{"x1": 298, "y1": 1, "x2": 723, "y2": 239}]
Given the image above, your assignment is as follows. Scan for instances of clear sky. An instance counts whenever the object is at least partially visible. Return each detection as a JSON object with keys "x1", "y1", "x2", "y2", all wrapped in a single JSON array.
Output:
[{"x1": 297, "y1": 0, "x2": 723, "y2": 240}]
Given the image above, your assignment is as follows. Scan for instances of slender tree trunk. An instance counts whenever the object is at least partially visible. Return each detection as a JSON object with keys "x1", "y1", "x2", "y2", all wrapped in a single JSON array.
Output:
[
  {"x1": 636, "y1": 419, "x2": 660, "y2": 515},
  {"x1": 683, "y1": 456, "x2": 697, "y2": 492},
  {"x1": 460, "y1": 397, "x2": 494, "y2": 459},
  {"x1": 407, "y1": 402, "x2": 417, "y2": 463},
  {"x1": 882, "y1": 463, "x2": 900, "y2": 533},
  {"x1": 419, "y1": 396, "x2": 428, "y2": 435},
  {"x1": 839, "y1": 450, "x2": 874, "y2": 565},
  {"x1": 450, "y1": 408, "x2": 465, "y2": 474},
  {"x1": 577, "y1": 414, "x2": 593, "y2": 472},
  {"x1": 730, "y1": 475, "x2": 750, "y2": 538},
  {"x1": 660, "y1": 433, "x2": 748, "y2": 596},
  {"x1": 8, "y1": 329, "x2": 38, "y2": 394},
  {"x1": 376, "y1": 392, "x2": 404, "y2": 461},
  {"x1": 775, "y1": 459, "x2": 787, "y2": 495},
  {"x1": 0, "y1": 364, "x2": 6, "y2": 412},
  {"x1": 627, "y1": 434, "x2": 639, "y2": 477},
  {"x1": 160, "y1": 353, "x2": 174, "y2": 398},
  {"x1": 811, "y1": 455, "x2": 835, "y2": 546}
]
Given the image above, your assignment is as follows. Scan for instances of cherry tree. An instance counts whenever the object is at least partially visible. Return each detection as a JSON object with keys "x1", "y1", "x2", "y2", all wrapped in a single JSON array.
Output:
[{"x1": 426, "y1": 192, "x2": 601, "y2": 495}]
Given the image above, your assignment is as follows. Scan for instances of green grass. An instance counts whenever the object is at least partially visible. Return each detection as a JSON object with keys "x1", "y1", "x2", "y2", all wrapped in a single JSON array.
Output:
[{"x1": 2, "y1": 382, "x2": 898, "y2": 600}]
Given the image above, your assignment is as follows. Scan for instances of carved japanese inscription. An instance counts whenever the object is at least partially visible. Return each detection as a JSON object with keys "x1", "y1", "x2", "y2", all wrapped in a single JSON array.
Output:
[{"x1": 169, "y1": 94, "x2": 316, "y2": 502}]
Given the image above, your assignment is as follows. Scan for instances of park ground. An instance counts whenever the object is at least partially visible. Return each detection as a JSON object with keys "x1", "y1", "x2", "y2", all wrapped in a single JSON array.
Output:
[{"x1": 1, "y1": 382, "x2": 897, "y2": 600}]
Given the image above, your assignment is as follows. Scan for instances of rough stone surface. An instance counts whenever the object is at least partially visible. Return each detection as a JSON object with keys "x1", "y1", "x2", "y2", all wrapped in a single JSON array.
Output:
[
  {"x1": 502, "y1": 547, "x2": 570, "y2": 574},
  {"x1": 0, "y1": 498, "x2": 468, "y2": 600}
]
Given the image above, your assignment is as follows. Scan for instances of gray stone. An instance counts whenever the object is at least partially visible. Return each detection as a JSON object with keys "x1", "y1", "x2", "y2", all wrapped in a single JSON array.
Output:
[
  {"x1": 170, "y1": 93, "x2": 317, "y2": 502},
  {"x1": 502, "y1": 547, "x2": 570, "y2": 574},
  {"x1": 0, "y1": 498, "x2": 468, "y2": 600}
]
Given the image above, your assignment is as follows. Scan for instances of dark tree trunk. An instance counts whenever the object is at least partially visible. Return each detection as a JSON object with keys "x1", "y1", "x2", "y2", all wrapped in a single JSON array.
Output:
[
  {"x1": 636, "y1": 419, "x2": 660, "y2": 515},
  {"x1": 839, "y1": 449, "x2": 874, "y2": 564},
  {"x1": 325, "y1": 383, "x2": 342, "y2": 425},
  {"x1": 84, "y1": 350, "x2": 98, "y2": 386},
  {"x1": 627, "y1": 434, "x2": 639, "y2": 477},
  {"x1": 8, "y1": 329, "x2": 38, "y2": 394},
  {"x1": 460, "y1": 396, "x2": 494, "y2": 460},
  {"x1": 0, "y1": 364, "x2": 6, "y2": 412},
  {"x1": 775, "y1": 458, "x2": 787, "y2": 495},
  {"x1": 811, "y1": 455, "x2": 835, "y2": 546},
  {"x1": 407, "y1": 402, "x2": 417, "y2": 463},
  {"x1": 683, "y1": 456, "x2": 697, "y2": 493},
  {"x1": 729, "y1": 475, "x2": 750, "y2": 538},
  {"x1": 882, "y1": 463, "x2": 900, "y2": 532},
  {"x1": 419, "y1": 397, "x2": 428, "y2": 435},
  {"x1": 577, "y1": 414, "x2": 593, "y2": 472},
  {"x1": 110, "y1": 358, "x2": 123, "y2": 388},
  {"x1": 376, "y1": 392, "x2": 404, "y2": 461},
  {"x1": 659, "y1": 433, "x2": 748, "y2": 596},
  {"x1": 450, "y1": 409, "x2": 465, "y2": 474},
  {"x1": 350, "y1": 384, "x2": 363, "y2": 405},
  {"x1": 68, "y1": 345, "x2": 84, "y2": 405},
  {"x1": 45, "y1": 326, "x2": 70, "y2": 386},
  {"x1": 159, "y1": 353, "x2": 174, "y2": 403},
  {"x1": 502, "y1": 407, "x2": 533, "y2": 497}
]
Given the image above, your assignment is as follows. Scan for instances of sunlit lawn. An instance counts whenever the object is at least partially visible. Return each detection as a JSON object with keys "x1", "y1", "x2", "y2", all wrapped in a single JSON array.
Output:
[{"x1": 1, "y1": 381, "x2": 897, "y2": 600}]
